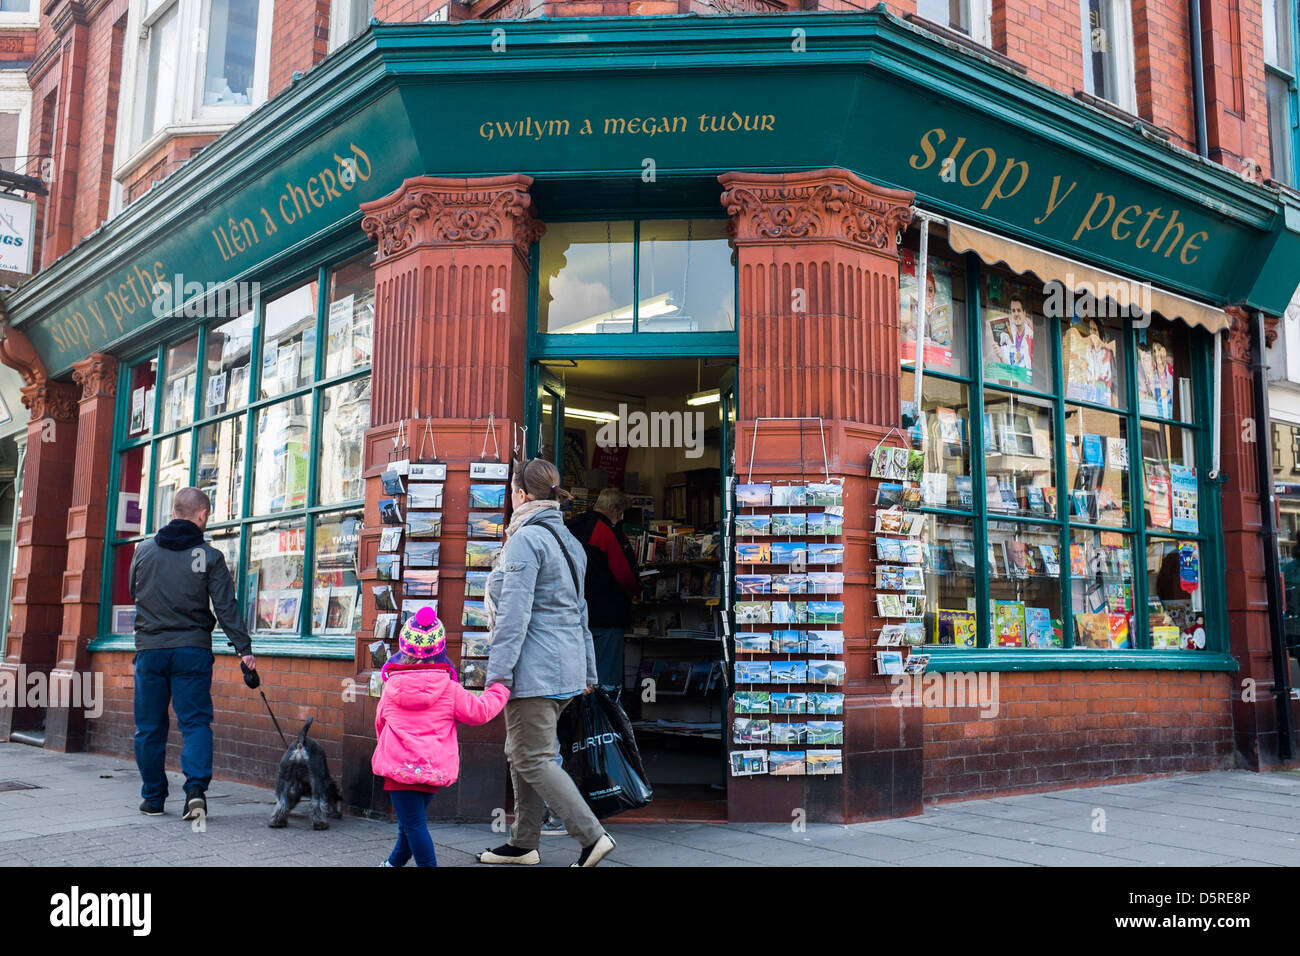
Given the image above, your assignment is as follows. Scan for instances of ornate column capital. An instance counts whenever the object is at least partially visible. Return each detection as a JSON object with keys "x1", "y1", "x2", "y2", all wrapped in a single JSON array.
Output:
[
  {"x1": 718, "y1": 168, "x2": 915, "y2": 254},
  {"x1": 360, "y1": 174, "x2": 545, "y2": 264},
  {"x1": 21, "y1": 380, "x2": 80, "y2": 424},
  {"x1": 71, "y1": 354, "x2": 118, "y2": 402}
]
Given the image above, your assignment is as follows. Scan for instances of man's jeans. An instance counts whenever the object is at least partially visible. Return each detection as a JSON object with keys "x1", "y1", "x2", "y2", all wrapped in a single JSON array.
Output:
[
  {"x1": 134, "y1": 646, "x2": 215, "y2": 806},
  {"x1": 590, "y1": 626, "x2": 625, "y2": 692}
]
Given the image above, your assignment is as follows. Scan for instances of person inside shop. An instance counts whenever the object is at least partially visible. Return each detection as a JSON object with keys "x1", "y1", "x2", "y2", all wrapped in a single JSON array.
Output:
[
  {"x1": 566, "y1": 487, "x2": 640, "y2": 691},
  {"x1": 129, "y1": 486, "x2": 255, "y2": 821}
]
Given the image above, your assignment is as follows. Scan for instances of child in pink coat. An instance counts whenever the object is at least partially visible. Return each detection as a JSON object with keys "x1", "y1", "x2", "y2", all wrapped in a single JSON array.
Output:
[{"x1": 373, "y1": 607, "x2": 507, "y2": 867}]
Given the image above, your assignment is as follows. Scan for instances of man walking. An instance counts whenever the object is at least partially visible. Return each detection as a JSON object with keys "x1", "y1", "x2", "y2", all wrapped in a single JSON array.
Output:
[
  {"x1": 130, "y1": 487, "x2": 254, "y2": 820},
  {"x1": 566, "y1": 488, "x2": 640, "y2": 691}
]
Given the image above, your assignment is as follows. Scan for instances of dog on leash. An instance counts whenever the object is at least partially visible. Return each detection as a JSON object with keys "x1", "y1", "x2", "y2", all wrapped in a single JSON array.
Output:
[{"x1": 268, "y1": 717, "x2": 343, "y2": 830}]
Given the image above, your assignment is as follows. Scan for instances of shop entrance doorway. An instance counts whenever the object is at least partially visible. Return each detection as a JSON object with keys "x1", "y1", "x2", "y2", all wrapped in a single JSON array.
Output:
[{"x1": 530, "y1": 357, "x2": 736, "y2": 820}]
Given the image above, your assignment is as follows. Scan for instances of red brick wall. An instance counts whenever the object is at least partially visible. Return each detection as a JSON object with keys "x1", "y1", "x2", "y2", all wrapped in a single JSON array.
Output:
[
  {"x1": 267, "y1": 0, "x2": 330, "y2": 99},
  {"x1": 87, "y1": 651, "x2": 353, "y2": 787},
  {"x1": 923, "y1": 670, "x2": 1235, "y2": 802},
  {"x1": 1132, "y1": 0, "x2": 1196, "y2": 149}
]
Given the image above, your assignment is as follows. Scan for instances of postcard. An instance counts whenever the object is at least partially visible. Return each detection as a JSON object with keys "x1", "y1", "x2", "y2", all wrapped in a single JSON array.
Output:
[
  {"x1": 373, "y1": 612, "x2": 398, "y2": 643},
  {"x1": 736, "y1": 483, "x2": 773, "y2": 506},
  {"x1": 904, "y1": 653, "x2": 931, "y2": 675},
  {"x1": 465, "y1": 540, "x2": 502, "y2": 568},
  {"x1": 409, "y1": 462, "x2": 448, "y2": 481},
  {"x1": 901, "y1": 540, "x2": 925, "y2": 565},
  {"x1": 461, "y1": 660, "x2": 487, "y2": 690},
  {"x1": 877, "y1": 650, "x2": 905, "y2": 675},
  {"x1": 730, "y1": 750, "x2": 769, "y2": 776},
  {"x1": 770, "y1": 661, "x2": 808, "y2": 684},
  {"x1": 806, "y1": 631, "x2": 845, "y2": 655},
  {"x1": 806, "y1": 481, "x2": 843, "y2": 506},
  {"x1": 876, "y1": 537, "x2": 903, "y2": 562},
  {"x1": 734, "y1": 601, "x2": 771, "y2": 625},
  {"x1": 376, "y1": 553, "x2": 401, "y2": 582},
  {"x1": 770, "y1": 722, "x2": 807, "y2": 745},
  {"x1": 404, "y1": 541, "x2": 440, "y2": 567},
  {"x1": 464, "y1": 571, "x2": 490, "y2": 598},
  {"x1": 380, "y1": 470, "x2": 405, "y2": 496},
  {"x1": 372, "y1": 584, "x2": 398, "y2": 612},
  {"x1": 768, "y1": 750, "x2": 806, "y2": 776},
  {"x1": 378, "y1": 497, "x2": 404, "y2": 525},
  {"x1": 808, "y1": 660, "x2": 846, "y2": 685},
  {"x1": 735, "y1": 661, "x2": 771, "y2": 685},
  {"x1": 806, "y1": 512, "x2": 843, "y2": 535},
  {"x1": 770, "y1": 512, "x2": 807, "y2": 536},
  {"x1": 467, "y1": 512, "x2": 505, "y2": 537},
  {"x1": 732, "y1": 691, "x2": 771, "y2": 714},
  {"x1": 406, "y1": 512, "x2": 442, "y2": 538},
  {"x1": 805, "y1": 750, "x2": 843, "y2": 775},
  {"x1": 807, "y1": 543, "x2": 844, "y2": 566},
  {"x1": 770, "y1": 692, "x2": 807, "y2": 714},
  {"x1": 462, "y1": 600, "x2": 490, "y2": 629},
  {"x1": 733, "y1": 718, "x2": 771, "y2": 745},
  {"x1": 901, "y1": 567, "x2": 925, "y2": 591},
  {"x1": 770, "y1": 542, "x2": 807, "y2": 564},
  {"x1": 736, "y1": 574, "x2": 772, "y2": 595},
  {"x1": 807, "y1": 692, "x2": 844, "y2": 714},
  {"x1": 400, "y1": 599, "x2": 436, "y2": 627},
  {"x1": 460, "y1": 631, "x2": 492, "y2": 658},
  {"x1": 771, "y1": 484, "x2": 807, "y2": 506},
  {"x1": 379, "y1": 526, "x2": 403, "y2": 553},
  {"x1": 325, "y1": 590, "x2": 357, "y2": 633},
  {"x1": 806, "y1": 721, "x2": 844, "y2": 745},
  {"x1": 735, "y1": 633, "x2": 773, "y2": 654},
  {"x1": 771, "y1": 573, "x2": 808, "y2": 594},
  {"x1": 771, "y1": 630, "x2": 805, "y2": 653},
  {"x1": 806, "y1": 601, "x2": 844, "y2": 624},
  {"x1": 735, "y1": 514, "x2": 772, "y2": 537},
  {"x1": 875, "y1": 509, "x2": 904, "y2": 534},
  {"x1": 404, "y1": 569, "x2": 439, "y2": 597},
  {"x1": 769, "y1": 601, "x2": 806, "y2": 624},
  {"x1": 469, "y1": 484, "x2": 507, "y2": 509},
  {"x1": 876, "y1": 482, "x2": 903, "y2": 507},
  {"x1": 736, "y1": 542, "x2": 771, "y2": 564},
  {"x1": 405, "y1": 482, "x2": 443, "y2": 510},
  {"x1": 807, "y1": 572, "x2": 843, "y2": 594}
]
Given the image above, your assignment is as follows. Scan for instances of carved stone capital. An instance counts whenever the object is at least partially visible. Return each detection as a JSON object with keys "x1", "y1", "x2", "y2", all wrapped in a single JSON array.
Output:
[
  {"x1": 718, "y1": 168, "x2": 915, "y2": 254},
  {"x1": 21, "y1": 380, "x2": 80, "y2": 424},
  {"x1": 71, "y1": 354, "x2": 118, "y2": 402},
  {"x1": 360, "y1": 174, "x2": 545, "y2": 263},
  {"x1": 1225, "y1": 305, "x2": 1254, "y2": 363}
]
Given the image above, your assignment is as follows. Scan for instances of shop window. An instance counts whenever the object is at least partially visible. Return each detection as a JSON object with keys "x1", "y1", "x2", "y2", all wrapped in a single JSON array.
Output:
[
  {"x1": 103, "y1": 253, "x2": 373, "y2": 647},
  {"x1": 901, "y1": 372, "x2": 973, "y2": 511},
  {"x1": 1065, "y1": 407, "x2": 1129, "y2": 527},
  {"x1": 900, "y1": 243, "x2": 969, "y2": 377},
  {"x1": 990, "y1": 521, "x2": 1065, "y2": 647},
  {"x1": 537, "y1": 219, "x2": 735, "y2": 335},
  {"x1": 1080, "y1": 0, "x2": 1137, "y2": 113},
  {"x1": 1070, "y1": 530, "x2": 1135, "y2": 647}
]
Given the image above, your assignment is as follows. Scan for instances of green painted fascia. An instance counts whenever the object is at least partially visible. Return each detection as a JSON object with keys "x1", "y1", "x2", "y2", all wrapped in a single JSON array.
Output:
[
  {"x1": 87, "y1": 633, "x2": 356, "y2": 660},
  {"x1": 921, "y1": 648, "x2": 1239, "y2": 673},
  {"x1": 1237, "y1": 190, "x2": 1300, "y2": 310}
]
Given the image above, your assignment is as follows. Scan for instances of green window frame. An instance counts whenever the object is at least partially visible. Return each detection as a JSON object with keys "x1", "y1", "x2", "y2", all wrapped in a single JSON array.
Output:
[
  {"x1": 93, "y1": 253, "x2": 374, "y2": 658},
  {"x1": 904, "y1": 247, "x2": 1231, "y2": 673}
]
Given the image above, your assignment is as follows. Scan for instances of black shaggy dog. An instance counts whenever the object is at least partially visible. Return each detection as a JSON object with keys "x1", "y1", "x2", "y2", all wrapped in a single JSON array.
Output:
[{"x1": 268, "y1": 717, "x2": 343, "y2": 830}]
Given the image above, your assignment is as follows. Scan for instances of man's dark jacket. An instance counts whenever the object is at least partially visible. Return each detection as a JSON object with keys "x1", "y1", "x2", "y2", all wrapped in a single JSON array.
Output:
[
  {"x1": 129, "y1": 519, "x2": 253, "y2": 655},
  {"x1": 566, "y1": 510, "x2": 639, "y2": 628}
]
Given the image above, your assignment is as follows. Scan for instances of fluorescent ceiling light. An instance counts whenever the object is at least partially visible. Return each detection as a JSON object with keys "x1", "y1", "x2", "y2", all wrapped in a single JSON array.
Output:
[
  {"x1": 686, "y1": 389, "x2": 721, "y2": 406},
  {"x1": 541, "y1": 402, "x2": 619, "y2": 422}
]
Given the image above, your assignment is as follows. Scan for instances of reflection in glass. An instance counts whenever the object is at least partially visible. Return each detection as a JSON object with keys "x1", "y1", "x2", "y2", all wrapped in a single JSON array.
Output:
[
  {"x1": 1069, "y1": 530, "x2": 1134, "y2": 649},
  {"x1": 318, "y1": 379, "x2": 370, "y2": 506},
  {"x1": 204, "y1": 311, "x2": 253, "y2": 416},
  {"x1": 899, "y1": 246, "x2": 968, "y2": 376},
  {"x1": 126, "y1": 359, "x2": 158, "y2": 438},
  {"x1": 312, "y1": 510, "x2": 363, "y2": 636},
  {"x1": 246, "y1": 519, "x2": 306, "y2": 636},
  {"x1": 902, "y1": 373, "x2": 972, "y2": 510},
  {"x1": 636, "y1": 220, "x2": 735, "y2": 333},
  {"x1": 913, "y1": 515, "x2": 978, "y2": 646},
  {"x1": 1146, "y1": 538, "x2": 1205, "y2": 648},
  {"x1": 253, "y1": 396, "x2": 311, "y2": 515},
  {"x1": 261, "y1": 281, "x2": 318, "y2": 398},
  {"x1": 1064, "y1": 407, "x2": 1130, "y2": 527},
  {"x1": 161, "y1": 336, "x2": 199, "y2": 432},
  {"x1": 109, "y1": 543, "x2": 139, "y2": 630},
  {"x1": 984, "y1": 389, "x2": 1056, "y2": 518},
  {"x1": 326, "y1": 256, "x2": 375, "y2": 377},
  {"x1": 153, "y1": 434, "x2": 191, "y2": 528},
  {"x1": 538, "y1": 221, "x2": 635, "y2": 334},
  {"x1": 116, "y1": 446, "x2": 151, "y2": 537},
  {"x1": 197, "y1": 415, "x2": 245, "y2": 523},
  {"x1": 987, "y1": 521, "x2": 1063, "y2": 647},
  {"x1": 203, "y1": 0, "x2": 260, "y2": 107}
]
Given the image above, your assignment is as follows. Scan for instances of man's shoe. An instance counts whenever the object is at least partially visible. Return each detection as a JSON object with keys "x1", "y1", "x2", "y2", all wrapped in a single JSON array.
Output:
[
  {"x1": 139, "y1": 800, "x2": 164, "y2": 816},
  {"x1": 541, "y1": 812, "x2": 568, "y2": 836},
  {"x1": 571, "y1": 832, "x2": 616, "y2": 867},
  {"x1": 477, "y1": 843, "x2": 540, "y2": 865},
  {"x1": 182, "y1": 793, "x2": 207, "y2": 821}
]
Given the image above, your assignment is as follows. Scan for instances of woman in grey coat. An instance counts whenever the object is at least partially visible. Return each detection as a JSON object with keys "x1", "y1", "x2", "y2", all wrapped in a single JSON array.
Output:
[{"x1": 477, "y1": 458, "x2": 617, "y2": 867}]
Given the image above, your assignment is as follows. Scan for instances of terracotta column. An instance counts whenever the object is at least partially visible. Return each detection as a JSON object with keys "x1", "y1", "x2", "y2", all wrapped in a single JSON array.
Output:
[
  {"x1": 44, "y1": 353, "x2": 117, "y2": 752},
  {"x1": 338, "y1": 175, "x2": 542, "y2": 820},
  {"x1": 0, "y1": 351, "x2": 80, "y2": 740},
  {"x1": 1220, "y1": 307, "x2": 1292, "y2": 767},
  {"x1": 720, "y1": 168, "x2": 922, "y2": 823}
]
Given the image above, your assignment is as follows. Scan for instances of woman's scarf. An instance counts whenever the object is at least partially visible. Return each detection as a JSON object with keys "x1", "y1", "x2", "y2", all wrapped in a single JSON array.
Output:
[{"x1": 487, "y1": 498, "x2": 562, "y2": 632}]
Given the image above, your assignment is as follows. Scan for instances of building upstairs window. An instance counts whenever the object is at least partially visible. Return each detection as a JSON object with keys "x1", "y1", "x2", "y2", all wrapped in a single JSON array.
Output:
[
  {"x1": 0, "y1": 0, "x2": 37, "y2": 27},
  {"x1": 330, "y1": 0, "x2": 374, "y2": 51},
  {"x1": 1264, "y1": 0, "x2": 1298, "y2": 186},
  {"x1": 1080, "y1": 0, "x2": 1137, "y2": 113},
  {"x1": 915, "y1": 0, "x2": 992, "y2": 46}
]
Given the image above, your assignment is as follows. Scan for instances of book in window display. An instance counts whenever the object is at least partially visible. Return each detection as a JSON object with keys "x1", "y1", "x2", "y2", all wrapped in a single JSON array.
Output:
[
  {"x1": 1137, "y1": 334, "x2": 1176, "y2": 419},
  {"x1": 899, "y1": 250, "x2": 954, "y2": 367},
  {"x1": 1064, "y1": 319, "x2": 1118, "y2": 406},
  {"x1": 984, "y1": 295, "x2": 1035, "y2": 386},
  {"x1": 992, "y1": 601, "x2": 1026, "y2": 647},
  {"x1": 935, "y1": 609, "x2": 977, "y2": 647}
]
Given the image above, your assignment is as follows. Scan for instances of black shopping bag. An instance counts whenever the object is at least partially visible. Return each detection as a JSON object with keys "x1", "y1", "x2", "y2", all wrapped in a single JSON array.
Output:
[{"x1": 558, "y1": 688, "x2": 653, "y2": 819}]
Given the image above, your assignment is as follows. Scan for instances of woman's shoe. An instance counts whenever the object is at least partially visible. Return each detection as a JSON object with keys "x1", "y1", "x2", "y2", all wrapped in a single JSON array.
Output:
[{"x1": 477, "y1": 843, "x2": 541, "y2": 865}]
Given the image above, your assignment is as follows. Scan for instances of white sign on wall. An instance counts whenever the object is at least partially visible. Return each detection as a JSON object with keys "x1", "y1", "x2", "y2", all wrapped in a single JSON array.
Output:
[{"x1": 0, "y1": 193, "x2": 34, "y2": 274}]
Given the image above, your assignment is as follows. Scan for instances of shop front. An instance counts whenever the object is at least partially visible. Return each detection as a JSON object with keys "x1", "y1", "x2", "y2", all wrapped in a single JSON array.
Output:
[{"x1": 1, "y1": 11, "x2": 1297, "y2": 821}]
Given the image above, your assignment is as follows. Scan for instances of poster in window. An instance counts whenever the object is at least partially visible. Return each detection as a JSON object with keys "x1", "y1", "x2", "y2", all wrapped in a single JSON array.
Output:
[
  {"x1": 898, "y1": 250, "x2": 953, "y2": 368},
  {"x1": 116, "y1": 492, "x2": 142, "y2": 535},
  {"x1": 1137, "y1": 335, "x2": 1175, "y2": 419},
  {"x1": 112, "y1": 605, "x2": 136, "y2": 634},
  {"x1": 130, "y1": 387, "x2": 147, "y2": 434},
  {"x1": 206, "y1": 370, "x2": 227, "y2": 410},
  {"x1": 1146, "y1": 466, "x2": 1172, "y2": 529},
  {"x1": 1063, "y1": 319, "x2": 1117, "y2": 406},
  {"x1": 1170, "y1": 465, "x2": 1198, "y2": 533},
  {"x1": 985, "y1": 298, "x2": 1035, "y2": 385}
]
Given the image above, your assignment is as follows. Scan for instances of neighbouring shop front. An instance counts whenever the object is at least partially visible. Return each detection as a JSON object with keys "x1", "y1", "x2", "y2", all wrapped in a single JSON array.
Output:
[{"x1": 1, "y1": 11, "x2": 1297, "y2": 822}]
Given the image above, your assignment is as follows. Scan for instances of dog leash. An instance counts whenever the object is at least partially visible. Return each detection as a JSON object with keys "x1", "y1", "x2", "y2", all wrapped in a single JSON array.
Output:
[{"x1": 242, "y1": 661, "x2": 289, "y2": 748}]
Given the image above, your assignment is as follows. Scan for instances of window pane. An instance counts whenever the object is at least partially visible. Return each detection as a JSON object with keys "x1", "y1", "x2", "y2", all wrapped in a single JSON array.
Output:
[
  {"x1": 1085, "y1": 0, "x2": 1126, "y2": 104},
  {"x1": 538, "y1": 221, "x2": 635, "y2": 334},
  {"x1": 246, "y1": 519, "x2": 306, "y2": 637},
  {"x1": 204, "y1": 0, "x2": 260, "y2": 106},
  {"x1": 1268, "y1": 71, "x2": 1294, "y2": 186},
  {"x1": 901, "y1": 373, "x2": 972, "y2": 510},
  {"x1": 913, "y1": 515, "x2": 978, "y2": 646},
  {"x1": 636, "y1": 219, "x2": 735, "y2": 333},
  {"x1": 161, "y1": 335, "x2": 198, "y2": 432},
  {"x1": 141, "y1": 3, "x2": 179, "y2": 139},
  {"x1": 206, "y1": 526, "x2": 242, "y2": 633},
  {"x1": 984, "y1": 389, "x2": 1057, "y2": 518},
  {"x1": 917, "y1": 0, "x2": 970, "y2": 32},
  {"x1": 1147, "y1": 538, "x2": 1206, "y2": 648},
  {"x1": 900, "y1": 247, "x2": 968, "y2": 377},
  {"x1": 1062, "y1": 315, "x2": 1127, "y2": 409},
  {"x1": 1264, "y1": 0, "x2": 1291, "y2": 67},
  {"x1": 153, "y1": 434, "x2": 190, "y2": 528},
  {"x1": 0, "y1": 1, "x2": 31, "y2": 12},
  {"x1": 252, "y1": 396, "x2": 311, "y2": 515},
  {"x1": 981, "y1": 273, "x2": 1055, "y2": 392},
  {"x1": 1069, "y1": 529, "x2": 1134, "y2": 648},
  {"x1": 312, "y1": 510, "x2": 363, "y2": 636},
  {"x1": 261, "y1": 281, "x2": 318, "y2": 398},
  {"x1": 1136, "y1": 322, "x2": 1195, "y2": 422},
  {"x1": 1064, "y1": 407, "x2": 1130, "y2": 526},
  {"x1": 115, "y1": 447, "x2": 150, "y2": 536},
  {"x1": 126, "y1": 359, "x2": 158, "y2": 438},
  {"x1": 988, "y1": 521, "x2": 1064, "y2": 647},
  {"x1": 1141, "y1": 422, "x2": 1197, "y2": 532},
  {"x1": 109, "y1": 543, "x2": 139, "y2": 632},
  {"x1": 325, "y1": 256, "x2": 375, "y2": 378},
  {"x1": 0, "y1": 112, "x2": 18, "y2": 173},
  {"x1": 203, "y1": 311, "x2": 253, "y2": 417},
  {"x1": 197, "y1": 415, "x2": 245, "y2": 522},
  {"x1": 317, "y1": 378, "x2": 370, "y2": 506}
]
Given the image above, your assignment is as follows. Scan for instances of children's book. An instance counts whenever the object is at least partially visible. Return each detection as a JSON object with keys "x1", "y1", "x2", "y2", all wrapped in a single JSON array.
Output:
[
  {"x1": 992, "y1": 601, "x2": 1026, "y2": 647},
  {"x1": 936, "y1": 608, "x2": 977, "y2": 647},
  {"x1": 1024, "y1": 606, "x2": 1053, "y2": 648}
]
